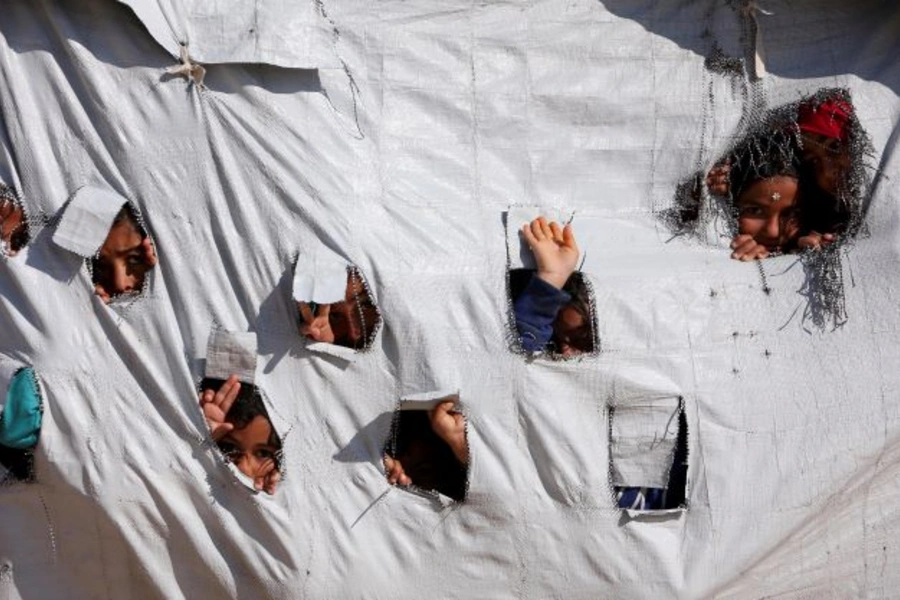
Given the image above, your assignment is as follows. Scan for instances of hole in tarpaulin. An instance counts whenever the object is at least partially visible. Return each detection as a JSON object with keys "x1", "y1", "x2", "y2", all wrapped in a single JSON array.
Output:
[
  {"x1": 664, "y1": 88, "x2": 872, "y2": 261},
  {"x1": 383, "y1": 395, "x2": 469, "y2": 503},
  {"x1": 0, "y1": 367, "x2": 44, "y2": 485},
  {"x1": 87, "y1": 202, "x2": 158, "y2": 305},
  {"x1": 609, "y1": 397, "x2": 687, "y2": 514},
  {"x1": 198, "y1": 377, "x2": 283, "y2": 496},
  {"x1": 0, "y1": 184, "x2": 31, "y2": 258},
  {"x1": 297, "y1": 266, "x2": 382, "y2": 352},
  {"x1": 506, "y1": 215, "x2": 599, "y2": 360}
]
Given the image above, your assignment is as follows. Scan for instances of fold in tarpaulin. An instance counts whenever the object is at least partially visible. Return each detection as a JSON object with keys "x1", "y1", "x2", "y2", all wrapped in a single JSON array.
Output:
[{"x1": 116, "y1": 0, "x2": 340, "y2": 70}]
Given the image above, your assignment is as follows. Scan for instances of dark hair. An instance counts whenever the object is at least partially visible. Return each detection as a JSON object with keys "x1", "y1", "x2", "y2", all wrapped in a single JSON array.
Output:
[
  {"x1": 199, "y1": 378, "x2": 282, "y2": 450},
  {"x1": 728, "y1": 130, "x2": 800, "y2": 201},
  {"x1": 113, "y1": 203, "x2": 147, "y2": 239},
  {"x1": 553, "y1": 272, "x2": 595, "y2": 354}
]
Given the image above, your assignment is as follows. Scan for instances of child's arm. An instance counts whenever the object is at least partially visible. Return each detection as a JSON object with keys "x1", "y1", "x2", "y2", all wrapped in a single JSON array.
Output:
[
  {"x1": 429, "y1": 400, "x2": 468, "y2": 464},
  {"x1": 198, "y1": 375, "x2": 240, "y2": 440},
  {"x1": 513, "y1": 217, "x2": 578, "y2": 351}
]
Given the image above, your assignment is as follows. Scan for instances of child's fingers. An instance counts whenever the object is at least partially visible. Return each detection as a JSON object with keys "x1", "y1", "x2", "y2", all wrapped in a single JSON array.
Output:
[
  {"x1": 521, "y1": 223, "x2": 538, "y2": 249},
  {"x1": 143, "y1": 237, "x2": 158, "y2": 267},
  {"x1": 731, "y1": 237, "x2": 759, "y2": 260},
  {"x1": 210, "y1": 422, "x2": 234, "y2": 440},
  {"x1": 730, "y1": 234, "x2": 753, "y2": 250},
  {"x1": 298, "y1": 302, "x2": 315, "y2": 324},
  {"x1": 548, "y1": 221, "x2": 563, "y2": 242},
  {"x1": 215, "y1": 375, "x2": 241, "y2": 415},
  {"x1": 561, "y1": 223, "x2": 578, "y2": 252},
  {"x1": 263, "y1": 468, "x2": 280, "y2": 495},
  {"x1": 530, "y1": 217, "x2": 548, "y2": 241},
  {"x1": 94, "y1": 284, "x2": 111, "y2": 304}
]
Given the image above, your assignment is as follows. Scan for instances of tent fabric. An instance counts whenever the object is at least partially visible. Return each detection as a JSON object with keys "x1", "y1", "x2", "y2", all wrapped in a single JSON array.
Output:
[{"x1": 0, "y1": 0, "x2": 899, "y2": 598}]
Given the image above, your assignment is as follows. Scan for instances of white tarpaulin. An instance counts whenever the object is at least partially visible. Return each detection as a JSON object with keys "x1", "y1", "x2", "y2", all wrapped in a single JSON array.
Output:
[{"x1": 0, "y1": 0, "x2": 899, "y2": 598}]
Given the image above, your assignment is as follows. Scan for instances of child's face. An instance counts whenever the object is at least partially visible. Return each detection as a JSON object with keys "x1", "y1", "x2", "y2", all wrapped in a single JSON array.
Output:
[
  {"x1": 329, "y1": 275, "x2": 378, "y2": 349},
  {"x1": 736, "y1": 176, "x2": 801, "y2": 251},
  {"x1": 801, "y1": 132, "x2": 851, "y2": 196},
  {"x1": 217, "y1": 415, "x2": 280, "y2": 481},
  {"x1": 552, "y1": 305, "x2": 592, "y2": 357},
  {"x1": 93, "y1": 220, "x2": 152, "y2": 297},
  {"x1": 0, "y1": 200, "x2": 26, "y2": 253}
]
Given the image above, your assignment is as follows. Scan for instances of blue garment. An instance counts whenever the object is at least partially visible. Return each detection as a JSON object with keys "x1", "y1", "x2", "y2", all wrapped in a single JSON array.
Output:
[
  {"x1": 615, "y1": 486, "x2": 668, "y2": 510},
  {"x1": 513, "y1": 274, "x2": 571, "y2": 352},
  {"x1": 0, "y1": 367, "x2": 43, "y2": 449}
]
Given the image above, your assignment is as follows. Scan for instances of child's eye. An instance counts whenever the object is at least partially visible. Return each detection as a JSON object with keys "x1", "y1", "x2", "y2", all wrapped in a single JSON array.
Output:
[
  {"x1": 740, "y1": 206, "x2": 764, "y2": 218},
  {"x1": 254, "y1": 448, "x2": 277, "y2": 461}
]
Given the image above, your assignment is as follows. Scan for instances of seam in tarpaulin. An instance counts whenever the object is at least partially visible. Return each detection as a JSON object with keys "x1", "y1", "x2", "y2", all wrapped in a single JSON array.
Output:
[{"x1": 314, "y1": 0, "x2": 364, "y2": 140}]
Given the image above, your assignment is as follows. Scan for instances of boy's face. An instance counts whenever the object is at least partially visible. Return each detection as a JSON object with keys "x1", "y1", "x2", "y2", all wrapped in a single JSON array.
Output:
[
  {"x1": 217, "y1": 415, "x2": 280, "y2": 481},
  {"x1": 329, "y1": 275, "x2": 379, "y2": 349},
  {"x1": 736, "y1": 176, "x2": 801, "y2": 251},
  {"x1": 552, "y1": 304, "x2": 592, "y2": 357},
  {"x1": 92, "y1": 220, "x2": 152, "y2": 297},
  {"x1": 801, "y1": 132, "x2": 851, "y2": 196}
]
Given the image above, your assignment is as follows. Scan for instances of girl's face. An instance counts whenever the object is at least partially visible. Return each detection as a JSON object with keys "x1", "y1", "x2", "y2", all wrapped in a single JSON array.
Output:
[
  {"x1": 801, "y1": 132, "x2": 851, "y2": 196},
  {"x1": 736, "y1": 176, "x2": 801, "y2": 252},
  {"x1": 217, "y1": 415, "x2": 280, "y2": 481}
]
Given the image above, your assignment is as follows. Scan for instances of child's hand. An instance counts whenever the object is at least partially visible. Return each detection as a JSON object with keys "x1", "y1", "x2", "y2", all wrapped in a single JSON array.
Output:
[
  {"x1": 730, "y1": 234, "x2": 770, "y2": 261},
  {"x1": 94, "y1": 283, "x2": 112, "y2": 304},
  {"x1": 797, "y1": 231, "x2": 837, "y2": 250},
  {"x1": 143, "y1": 237, "x2": 158, "y2": 268},
  {"x1": 254, "y1": 458, "x2": 281, "y2": 495},
  {"x1": 298, "y1": 303, "x2": 336, "y2": 343},
  {"x1": 383, "y1": 454, "x2": 411, "y2": 486},
  {"x1": 199, "y1": 374, "x2": 240, "y2": 440},
  {"x1": 706, "y1": 160, "x2": 731, "y2": 196},
  {"x1": 522, "y1": 217, "x2": 579, "y2": 290},
  {"x1": 429, "y1": 400, "x2": 468, "y2": 464}
]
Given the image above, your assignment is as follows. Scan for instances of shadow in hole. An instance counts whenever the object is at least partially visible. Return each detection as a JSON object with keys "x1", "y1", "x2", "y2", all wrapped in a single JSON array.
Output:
[
  {"x1": 333, "y1": 411, "x2": 393, "y2": 468},
  {"x1": 202, "y1": 63, "x2": 322, "y2": 96}
]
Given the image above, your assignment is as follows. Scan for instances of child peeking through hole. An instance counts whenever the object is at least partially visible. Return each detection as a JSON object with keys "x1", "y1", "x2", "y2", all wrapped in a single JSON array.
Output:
[
  {"x1": 199, "y1": 375, "x2": 282, "y2": 495},
  {"x1": 511, "y1": 217, "x2": 594, "y2": 356},
  {"x1": 383, "y1": 399, "x2": 469, "y2": 502},
  {"x1": 298, "y1": 268, "x2": 380, "y2": 350},
  {"x1": 91, "y1": 204, "x2": 157, "y2": 303},
  {"x1": 0, "y1": 186, "x2": 29, "y2": 257}
]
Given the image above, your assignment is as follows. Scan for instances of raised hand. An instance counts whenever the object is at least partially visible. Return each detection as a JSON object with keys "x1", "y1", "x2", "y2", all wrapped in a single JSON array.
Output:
[
  {"x1": 429, "y1": 399, "x2": 468, "y2": 465},
  {"x1": 199, "y1": 374, "x2": 240, "y2": 440},
  {"x1": 706, "y1": 160, "x2": 731, "y2": 196},
  {"x1": 298, "y1": 302, "x2": 336, "y2": 343},
  {"x1": 522, "y1": 217, "x2": 580, "y2": 290}
]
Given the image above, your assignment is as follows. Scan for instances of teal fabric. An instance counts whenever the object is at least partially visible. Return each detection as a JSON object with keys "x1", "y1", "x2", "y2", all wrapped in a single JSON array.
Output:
[{"x1": 0, "y1": 368, "x2": 42, "y2": 449}]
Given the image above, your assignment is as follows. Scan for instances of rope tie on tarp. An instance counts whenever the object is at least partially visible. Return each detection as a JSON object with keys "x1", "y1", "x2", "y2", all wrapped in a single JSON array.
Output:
[
  {"x1": 167, "y1": 44, "x2": 206, "y2": 87},
  {"x1": 741, "y1": 1, "x2": 773, "y2": 79}
]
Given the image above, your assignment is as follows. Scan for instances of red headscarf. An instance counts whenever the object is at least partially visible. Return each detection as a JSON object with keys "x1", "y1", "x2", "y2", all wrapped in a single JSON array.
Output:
[{"x1": 798, "y1": 97, "x2": 852, "y2": 141}]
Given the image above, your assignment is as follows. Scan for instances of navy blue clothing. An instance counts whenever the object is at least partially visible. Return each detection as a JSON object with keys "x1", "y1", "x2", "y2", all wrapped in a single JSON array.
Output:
[{"x1": 513, "y1": 274, "x2": 571, "y2": 352}]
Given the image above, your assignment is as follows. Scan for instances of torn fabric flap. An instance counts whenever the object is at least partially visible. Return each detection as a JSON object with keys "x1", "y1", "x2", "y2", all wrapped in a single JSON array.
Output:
[
  {"x1": 117, "y1": 0, "x2": 340, "y2": 70},
  {"x1": 205, "y1": 330, "x2": 258, "y2": 383},
  {"x1": 52, "y1": 186, "x2": 126, "y2": 257},
  {"x1": 305, "y1": 340, "x2": 358, "y2": 362},
  {"x1": 292, "y1": 249, "x2": 348, "y2": 304},
  {"x1": 610, "y1": 397, "x2": 681, "y2": 489},
  {"x1": 400, "y1": 391, "x2": 460, "y2": 411},
  {"x1": 506, "y1": 206, "x2": 582, "y2": 270}
]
